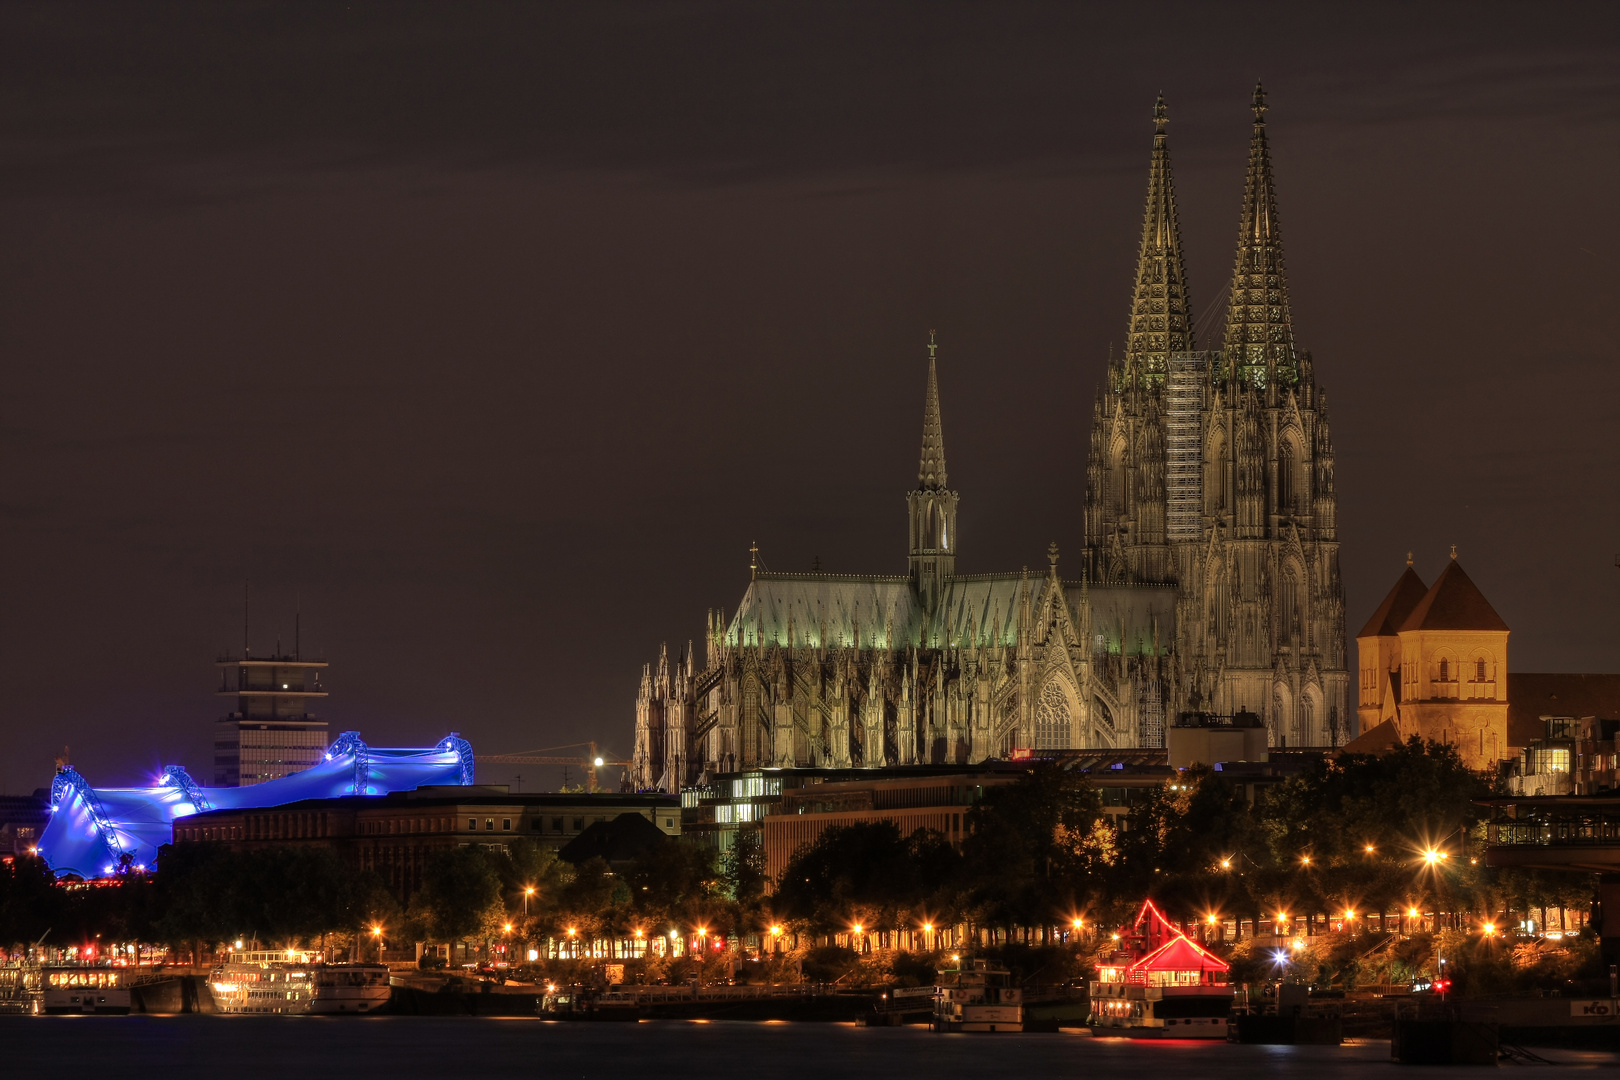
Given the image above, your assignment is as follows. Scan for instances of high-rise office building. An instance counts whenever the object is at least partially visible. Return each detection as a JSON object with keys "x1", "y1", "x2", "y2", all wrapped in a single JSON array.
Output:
[{"x1": 214, "y1": 648, "x2": 329, "y2": 787}]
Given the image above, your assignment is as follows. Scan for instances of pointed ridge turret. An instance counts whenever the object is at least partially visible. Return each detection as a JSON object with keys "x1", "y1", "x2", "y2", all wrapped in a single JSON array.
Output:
[
  {"x1": 1124, "y1": 93, "x2": 1194, "y2": 388},
  {"x1": 1223, "y1": 81, "x2": 1298, "y2": 389},
  {"x1": 918, "y1": 330, "x2": 948, "y2": 490},
  {"x1": 907, "y1": 332, "x2": 958, "y2": 606}
]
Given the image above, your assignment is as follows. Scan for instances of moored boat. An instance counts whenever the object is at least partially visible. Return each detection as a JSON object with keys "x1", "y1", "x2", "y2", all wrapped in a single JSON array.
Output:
[
  {"x1": 933, "y1": 959, "x2": 1024, "y2": 1032},
  {"x1": 311, "y1": 963, "x2": 391, "y2": 1014},
  {"x1": 209, "y1": 951, "x2": 316, "y2": 1015},
  {"x1": 1088, "y1": 899, "x2": 1232, "y2": 1038},
  {"x1": 39, "y1": 964, "x2": 132, "y2": 1015}
]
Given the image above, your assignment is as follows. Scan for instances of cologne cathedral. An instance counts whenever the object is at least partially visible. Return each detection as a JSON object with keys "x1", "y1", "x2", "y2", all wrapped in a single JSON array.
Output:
[{"x1": 632, "y1": 87, "x2": 1348, "y2": 792}]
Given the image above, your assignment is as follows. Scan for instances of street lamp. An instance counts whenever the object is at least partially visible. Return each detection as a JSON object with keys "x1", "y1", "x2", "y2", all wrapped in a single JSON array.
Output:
[
  {"x1": 524, "y1": 885, "x2": 535, "y2": 915},
  {"x1": 1300, "y1": 855, "x2": 1311, "y2": 867}
]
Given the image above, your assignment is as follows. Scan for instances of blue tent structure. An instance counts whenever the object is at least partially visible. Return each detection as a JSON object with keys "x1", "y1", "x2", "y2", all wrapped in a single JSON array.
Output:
[{"x1": 37, "y1": 731, "x2": 474, "y2": 878}]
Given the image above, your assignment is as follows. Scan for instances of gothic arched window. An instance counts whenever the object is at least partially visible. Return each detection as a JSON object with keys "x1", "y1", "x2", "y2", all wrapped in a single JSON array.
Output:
[
  {"x1": 1278, "y1": 444, "x2": 1295, "y2": 514},
  {"x1": 1035, "y1": 681, "x2": 1072, "y2": 750},
  {"x1": 1475, "y1": 658, "x2": 1487, "y2": 682},
  {"x1": 1280, "y1": 569, "x2": 1301, "y2": 640},
  {"x1": 1439, "y1": 659, "x2": 1450, "y2": 683}
]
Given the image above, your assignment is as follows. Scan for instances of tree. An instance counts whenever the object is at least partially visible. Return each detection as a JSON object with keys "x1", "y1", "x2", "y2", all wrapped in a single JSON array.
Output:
[
  {"x1": 0, "y1": 853, "x2": 62, "y2": 949},
  {"x1": 412, "y1": 845, "x2": 503, "y2": 944},
  {"x1": 720, "y1": 828, "x2": 766, "y2": 907},
  {"x1": 960, "y1": 763, "x2": 1108, "y2": 932}
]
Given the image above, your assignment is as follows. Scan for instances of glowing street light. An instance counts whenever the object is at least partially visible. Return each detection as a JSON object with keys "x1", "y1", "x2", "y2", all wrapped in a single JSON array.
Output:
[
  {"x1": 770, "y1": 925, "x2": 783, "y2": 937},
  {"x1": 1206, "y1": 914, "x2": 1219, "y2": 926},
  {"x1": 1344, "y1": 910, "x2": 1356, "y2": 920},
  {"x1": 1071, "y1": 918, "x2": 1084, "y2": 931},
  {"x1": 852, "y1": 923, "x2": 863, "y2": 935},
  {"x1": 594, "y1": 756, "x2": 605, "y2": 767},
  {"x1": 503, "y1": 923, "x2": 513, "y2": 934},
  {"x1": 1300, "y1": 855, "x2": 1312, "y2": 867},
  {"x1": 1482, "y1": 922, "x2": 1497, "y2": 936},
  {"x1": 524, "y1": 885, "x2": 536, "y2": 915},
  {"x1": 1407, "y1": 907, "x2": 1421, "y2": 919},
  {"x1": 1364, "y1": 844, "x2": 1376, "y2": 855},
  {"x1": 1219, "y1": 858, "x2": 1232, "y2": 870}
]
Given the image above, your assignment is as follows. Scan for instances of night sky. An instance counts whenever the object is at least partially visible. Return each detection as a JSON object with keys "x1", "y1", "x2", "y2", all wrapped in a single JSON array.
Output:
[{"x1": 2, "y1": 3, "x2": 1618, "y2": 793}]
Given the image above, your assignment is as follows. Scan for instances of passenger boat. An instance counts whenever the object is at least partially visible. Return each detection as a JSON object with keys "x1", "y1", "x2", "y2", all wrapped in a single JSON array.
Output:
[
  {"x1": 310, "y1": 964, "x2": 392, "y2": 1014},
  {"x1": 209, "y1": 951, "x2": 317, "y2": 1014},
  {"x1": 932, "y1": 959, "x2": 1024, "y2": 1032},
  {"x1": 1088, "y1": 899, "x2": 1233, "y2": 1038},
  {"x1": 38, "y1": 965, "x2": 132, "y2": 1015}
]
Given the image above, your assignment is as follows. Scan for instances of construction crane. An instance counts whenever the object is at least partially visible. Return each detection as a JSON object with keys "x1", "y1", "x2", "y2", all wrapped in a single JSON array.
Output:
[{"x1": 474, "y1": 741, "x2": 631, "y2": 793}]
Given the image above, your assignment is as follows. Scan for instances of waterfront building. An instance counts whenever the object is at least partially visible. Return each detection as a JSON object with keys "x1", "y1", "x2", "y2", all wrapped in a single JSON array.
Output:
[
  {"x1": 1353, "y1": 554, "x2": 1620, "y2": 772},
  {"x1": 633, "y1": 87, "x2": 1349, "y2": 791},
  {"x1": 40, "y1": 732, "x2": 473, "y2": 878},
  {"x1": 214, "y1": 648, "x2": 330, "y2": 787},
  {"x1": 1352, "y1": 552, "x2": 1509, "y2": 768},
  {"x1": 173, "y1": 787, "x2": 679, "y2": 901}
]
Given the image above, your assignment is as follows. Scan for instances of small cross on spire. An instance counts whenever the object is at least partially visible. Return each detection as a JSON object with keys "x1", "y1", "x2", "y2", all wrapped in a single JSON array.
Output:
[
  {"x1": 1252, "y1": 81, "x2": 1268, "y2": 124},
  {"x1": 927, "y1": 329, "x2": 937, "y2": 360},
  {"x1": 1450, "y1": 544, "x2": 1458, "y2": 560},
  {"x1": 1406, "y1": 551, "x2": 1414, "y2": 567},
  {"x1": 1153, "y1": 93, "x2": 1168, "y2": 136}
]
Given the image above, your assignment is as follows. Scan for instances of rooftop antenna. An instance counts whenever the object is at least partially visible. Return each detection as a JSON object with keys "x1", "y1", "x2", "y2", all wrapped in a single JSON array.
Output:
[
  {"x1": 243, "y1": 579, "x2": 250, "y2": 659},
  {"x1": 295, "y1": 590, "x2": 301, "y2": 661}
]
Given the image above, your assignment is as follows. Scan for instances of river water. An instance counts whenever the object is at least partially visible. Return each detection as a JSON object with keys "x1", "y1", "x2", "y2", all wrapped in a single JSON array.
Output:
[{"x1": 2, "y1": 1017, "x2": 1612, "y2": 1077}]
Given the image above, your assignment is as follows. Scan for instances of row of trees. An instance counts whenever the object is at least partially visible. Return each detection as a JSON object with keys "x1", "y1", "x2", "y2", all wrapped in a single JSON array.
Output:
[
  {"x1": 0, "y1": 738, "x2": 1599, "y2": 984},
  {"x1": 772, "y1": 738, "x2": 1594, "y2": 942}
]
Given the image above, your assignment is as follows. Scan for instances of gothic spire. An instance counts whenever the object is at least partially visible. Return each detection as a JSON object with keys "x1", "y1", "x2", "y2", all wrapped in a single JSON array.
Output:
[
  {"x1": 1124, "y1": 93, "x2": 1193, "y2": 388},
  {"x1": 918, "y1": 331, "x2": 948, "y2": 490},
  {"x1": 1223, "y1": 82, "x2": 1298, "y2": 389}
]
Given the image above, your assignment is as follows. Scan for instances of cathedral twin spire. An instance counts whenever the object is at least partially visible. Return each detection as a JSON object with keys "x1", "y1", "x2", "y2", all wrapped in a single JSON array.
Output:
[
  {"x1": 1223, "y1": 83, "x2": 1298, "y2": 388},
  {"x1": 1118, "y1": 83, "x2": 1299, "y2": 392},
  {"x1": 1121, "y1": 94, "x2": 1194, "y2": 389}
]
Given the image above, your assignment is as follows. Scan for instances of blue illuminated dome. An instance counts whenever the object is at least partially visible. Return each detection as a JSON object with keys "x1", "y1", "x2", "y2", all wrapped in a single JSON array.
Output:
[{"x1": 37, "y1": 731, "x2": 474, "y2": 878}]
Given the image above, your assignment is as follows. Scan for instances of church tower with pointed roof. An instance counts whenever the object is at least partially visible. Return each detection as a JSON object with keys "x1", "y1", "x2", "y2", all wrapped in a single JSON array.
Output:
[
  {"x1": 1351, "y1": 553, "x2": 1510, "y2": 768},
  {"x1": 1085, "y1": 87, "x2": 1349, "y2": 748},
  {"x1": 908, "y1": 334, "x2": 958, "y2": 610}
]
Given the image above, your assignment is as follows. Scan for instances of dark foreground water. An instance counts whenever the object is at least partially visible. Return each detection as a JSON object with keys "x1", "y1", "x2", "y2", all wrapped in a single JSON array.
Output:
[{"x1": 2, "y1": 1017, "x2": 1615, "y2": 1078}]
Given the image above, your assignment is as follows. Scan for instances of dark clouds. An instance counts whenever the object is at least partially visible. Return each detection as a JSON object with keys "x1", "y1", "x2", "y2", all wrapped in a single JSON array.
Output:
[{"x1": 1, "y1": 2, "x2": 1618, "y2": 790}]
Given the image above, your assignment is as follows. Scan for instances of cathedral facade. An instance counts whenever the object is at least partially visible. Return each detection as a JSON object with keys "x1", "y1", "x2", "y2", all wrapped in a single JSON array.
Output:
[{"x1": 632, "y1": 87, "x2": 1348, "y2": 792}]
